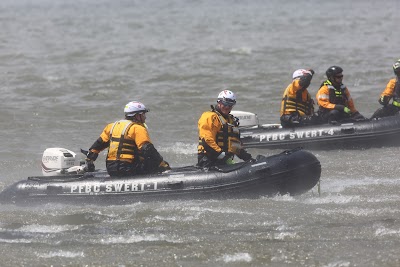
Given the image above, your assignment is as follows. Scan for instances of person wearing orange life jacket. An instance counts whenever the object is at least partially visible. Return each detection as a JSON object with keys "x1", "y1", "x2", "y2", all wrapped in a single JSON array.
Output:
[
  {"x1": 84, "y1": 101, "x2": 170, "y2": 177},
  {"x1": 371, "y1": 59, "x2": 400, "y2": 119},
  {"x1": 316, "y1": 66, "x2": 365, "y2": 123},
  {"x1": 197, "y1": 90, "x2": 253, "y2": 168},
  {"x1": 280, "y1": 68, "x2": 319, "y2": 128}
]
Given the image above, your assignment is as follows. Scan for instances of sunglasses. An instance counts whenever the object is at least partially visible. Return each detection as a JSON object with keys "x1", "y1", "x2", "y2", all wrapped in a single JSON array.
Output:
[
  {"x1": 221, "y1": 102, "x2": 235, "y2": 107},
  {"x1": 219, "y1": 99, "x2": 236, "y2": 107},
  {"x1": 335, "y1": 74, "x2": 344, "y2": 78}
]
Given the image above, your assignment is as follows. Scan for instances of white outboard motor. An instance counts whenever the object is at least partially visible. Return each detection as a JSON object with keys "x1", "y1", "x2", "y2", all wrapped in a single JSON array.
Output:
[
  {"x1": 231, "y1": 110, "x2": 259, "y2": 128},
  {"x1": 41, "y1": 148, "x2": 84, "y2": 176}
]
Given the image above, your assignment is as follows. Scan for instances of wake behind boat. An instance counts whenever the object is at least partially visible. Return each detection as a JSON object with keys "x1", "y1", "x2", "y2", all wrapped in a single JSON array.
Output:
[
  {"x1": 232, "y1": 111, "x2": 400, "y2": 150},
  {"x1": 0, "y1": 147, "x2": 321, "y2": 205}
]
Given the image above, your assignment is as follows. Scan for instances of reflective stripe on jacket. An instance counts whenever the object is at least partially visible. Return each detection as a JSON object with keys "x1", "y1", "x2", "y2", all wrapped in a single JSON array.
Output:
[{"x1": 316, "y1": 80, "x2": 357, "y2": 113}]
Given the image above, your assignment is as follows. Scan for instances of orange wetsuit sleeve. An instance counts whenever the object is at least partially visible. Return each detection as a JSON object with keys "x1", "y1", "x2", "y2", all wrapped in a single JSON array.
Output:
[
  {"x1": 316, "y1": 85, "x2": 336, "y2": 110},
  {"x1": 198, "y1": 111, "x2": 222, "y2": 154},
  {"x1": 380, "y1": 78, "x2": 396, "y2": 98}
]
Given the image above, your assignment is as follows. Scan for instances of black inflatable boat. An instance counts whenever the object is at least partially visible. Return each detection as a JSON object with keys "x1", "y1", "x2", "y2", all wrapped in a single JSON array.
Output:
[
  {"x1": 0, "y1": 148, "x2": 321, "y2": 205},
  {"x1": 232, "y1": 111, "x2": 400, "y2": 150}
]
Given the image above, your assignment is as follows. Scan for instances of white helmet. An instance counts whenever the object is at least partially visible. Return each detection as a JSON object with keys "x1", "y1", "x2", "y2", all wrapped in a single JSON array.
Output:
[
  {"x1": 292, "y1": 69, "x2": 313, "y2": 79},
  {"x1": 124, "y1": 101, "x2": 149, "y2": 117},
  {"x1": 217, "y1": 90, "x2": 236, "y2": 106}
]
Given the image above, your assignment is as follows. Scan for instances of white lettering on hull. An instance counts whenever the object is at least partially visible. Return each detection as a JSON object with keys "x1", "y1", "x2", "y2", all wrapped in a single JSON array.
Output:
[
  {"x1": 70, "y1": 182, "x2": 158, "y2": 194},
  {"x1": 255, "y1": 129, "x2": 335, "y2": 142}
]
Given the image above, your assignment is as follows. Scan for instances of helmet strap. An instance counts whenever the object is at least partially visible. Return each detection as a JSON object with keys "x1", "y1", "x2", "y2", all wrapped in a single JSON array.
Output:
[
  {"x1": 127, "y1": 113, "x2": 140, "y2": 123},
  {"x1": 215, "y1": 104, "x2": 230, "y2": 118},
  {"x1": 329, "y1": 77, "x2": 340, "y2": 88},
  {"x1": 137, "y1": 113, "x2": 146, "y2": 123}
]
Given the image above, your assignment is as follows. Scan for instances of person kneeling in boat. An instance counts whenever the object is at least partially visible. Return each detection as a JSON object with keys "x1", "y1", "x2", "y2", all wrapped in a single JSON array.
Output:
[
  {"x1": 197, "y1": 90, "x2": 254, "y2": 168},
  {"x1": 371, "y1": 59, "x2": 400, "y2": 119},
  {"x1": 83, "y1": 101, "x2": 171, "y2": 177},
  {"x1": 316, "y1": 66, "x2": 365, "y2": 124},
  {"x1": 280, "y1": 68, "x2": 319, "y2": 128}
]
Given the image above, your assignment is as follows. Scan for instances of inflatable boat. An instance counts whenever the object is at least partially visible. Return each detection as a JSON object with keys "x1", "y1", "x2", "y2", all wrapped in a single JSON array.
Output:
[
  {"x1": 0, "y1": 147, "x2": 321, "y2": 205},
  {"x1": 232, "y1": 111, "x2": 400, "y2": 150}
]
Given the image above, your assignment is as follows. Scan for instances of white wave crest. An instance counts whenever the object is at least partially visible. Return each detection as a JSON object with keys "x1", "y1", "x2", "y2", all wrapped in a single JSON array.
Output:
[
  {"x1": 36, "y1": 250, "x2": 84, "y2": 258},
  {"x1": 220, "y1": 252, "x2": 252, "y2": 263}
]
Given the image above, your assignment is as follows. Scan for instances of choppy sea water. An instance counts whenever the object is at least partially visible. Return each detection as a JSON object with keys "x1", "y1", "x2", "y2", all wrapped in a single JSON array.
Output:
[{"x1": 1, "y1": 0, "x2": 400, "y2": 266}]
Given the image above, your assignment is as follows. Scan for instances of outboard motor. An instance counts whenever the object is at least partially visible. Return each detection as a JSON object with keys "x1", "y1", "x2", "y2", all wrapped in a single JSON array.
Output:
[
  {"x1": 230, "y1": 111, "x2": 259, "y2": 127},
  {"x1": 41, "y1": 148, "x2": 83, "y2": 176},
  {"x1": 231, "y1": 110, "x2": 282, "y2": 130}
]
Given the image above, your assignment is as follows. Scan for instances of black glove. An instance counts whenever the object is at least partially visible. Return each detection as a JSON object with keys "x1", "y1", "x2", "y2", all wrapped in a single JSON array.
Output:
[
  {"x1": 308, "y1": 69, "x2": 315, "y2": 75},
  {"x1": 84, "y1": 159, "x2": 95, "y2": 172},
  {"x1": 335, "y1": 104, "x2": 351, "y2": 113},
  {"x1": 379, "y1": 96, "x2": 390, "y2": 106},
  {"x1": 223, "y1": 152, "x2": 234, "y2": 162},
  {"x1": 289, "y1": 113, "x2": 300, "y2": 124},
  {"x1": 238, "y1": 149, "x2": 252, "y2": 161},
  {"x1": 217, "y1": 151, "x2": 234, "y2": 162},
  {"x1": 335, "y1": 104, "x2": 345, "y2": 112},
  {"x1": 86, "y1": 150, "x2": 98, "y2": 161},
  {"x1": 351, "y1": 111, "x2": 366, "y2": 120},
  {"x1": 299, "y1": 74, "x2": 312, "y2": 88},
  {"x1": 159, "y1": 160, "x2": 171, "y2": 171}
]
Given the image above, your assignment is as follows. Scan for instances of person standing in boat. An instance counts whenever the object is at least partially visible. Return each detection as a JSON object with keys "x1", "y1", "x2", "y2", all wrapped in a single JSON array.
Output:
[
  {"x1": 280, "y1": 68, "x2": 319, "y2": 128},
  {"x1": 316, "y1": 66, "x2": 365, "y2": 123},
  {"x1": 84, "y1": 101, "x2": 171, "y2": 177},
  {"x1": 197, "y1": 90, "x2": 253, "y2": 168},
  {"x1": 371, "y1": 59, "x2": 400, "y2": 119}
]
